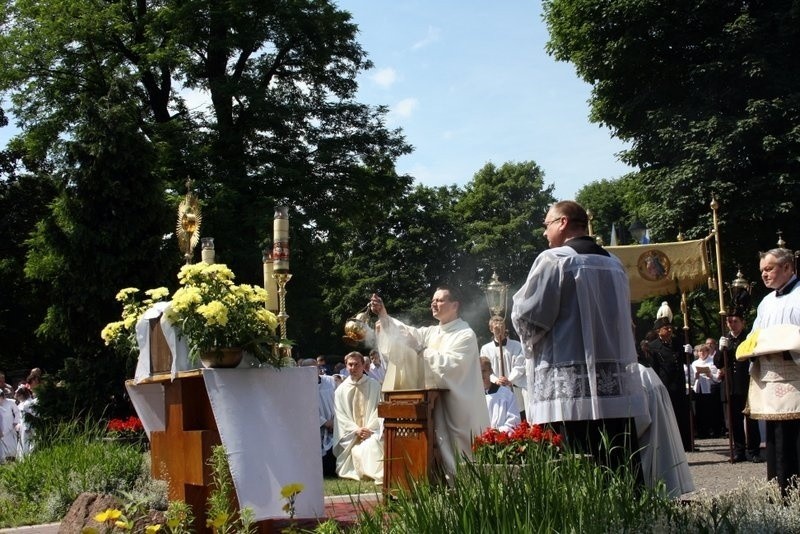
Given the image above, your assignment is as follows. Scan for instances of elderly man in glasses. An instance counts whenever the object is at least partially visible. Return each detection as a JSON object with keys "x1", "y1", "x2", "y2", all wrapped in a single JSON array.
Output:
[{"x1": 512, "y1": 200, "x2": 646, "y2": 479}]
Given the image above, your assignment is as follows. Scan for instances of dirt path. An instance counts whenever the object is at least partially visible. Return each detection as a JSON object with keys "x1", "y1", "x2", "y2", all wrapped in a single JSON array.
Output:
[{"x1": 683, "y1": 437, "x2": 767, "y2": 498}]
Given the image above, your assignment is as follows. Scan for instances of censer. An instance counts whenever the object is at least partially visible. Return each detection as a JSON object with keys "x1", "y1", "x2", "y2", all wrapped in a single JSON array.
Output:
[{"x1": 342, "y1": 304, "x2": 375, "y2": 347}]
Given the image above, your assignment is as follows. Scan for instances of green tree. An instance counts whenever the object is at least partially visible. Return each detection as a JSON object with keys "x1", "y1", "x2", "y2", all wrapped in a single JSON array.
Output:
[
  {"x1": 455, "y1": 161, "x2": 556, "y2": 289},
  {"x1": 544, "y1": 0, "x2": 800, "y2": 282},
  {"x1": 322, "y1": 183, "x2": 463, "y2": 343},
  {"x1": 0, "y1": 0, "x2": 410, "y2": 380},
  {"x1": 576, "y1": 173, "x2": 646, "y2": 246}
]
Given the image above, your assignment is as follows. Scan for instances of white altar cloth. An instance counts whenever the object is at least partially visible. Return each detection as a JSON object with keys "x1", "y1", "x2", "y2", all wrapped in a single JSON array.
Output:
[
  {"x1": 134, "y1": 302, "x2": 198, "y2": 383},
  {"x1": 127, "y1": 366, "x2": 324, "y2": 520}
]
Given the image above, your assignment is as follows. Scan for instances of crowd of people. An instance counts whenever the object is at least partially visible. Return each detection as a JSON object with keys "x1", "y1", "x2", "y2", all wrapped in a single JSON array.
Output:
[
  {"x1": 312, "y1": 200, "x2": 800, "y2": 500},
  {"x1": 0, "y1": 368, "x2": 41, "y2": 463},
  {"x1": 7, "y1": 200, "x2": 800, "y2": 501},
  {"x1": 638, "y1": 310, "x2": 766, "y2": 462}
]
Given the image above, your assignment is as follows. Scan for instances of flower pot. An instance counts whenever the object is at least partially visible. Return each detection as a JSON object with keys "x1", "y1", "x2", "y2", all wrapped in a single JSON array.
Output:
[{"x1": 200, "y1": 347, "x2": 244, "y2": 368}]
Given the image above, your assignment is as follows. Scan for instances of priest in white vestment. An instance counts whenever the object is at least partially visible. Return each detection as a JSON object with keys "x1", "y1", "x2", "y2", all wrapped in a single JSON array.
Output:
[
  {"x1": 737, "y1": 247, "x2": 800, "y2": 495},
  {"x1": 333, "y1": 351, "x2": 384, "y2": 485},
  {"x1": 0, "y1": 394, "x2": 20, "y2": 462},
  {"x1": 370, "y1": 287, "x2": 490, "y2": 479}
]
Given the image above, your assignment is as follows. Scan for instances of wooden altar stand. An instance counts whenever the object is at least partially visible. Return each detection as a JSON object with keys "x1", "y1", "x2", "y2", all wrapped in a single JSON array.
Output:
[
  {"x1": 378, "y1": 389, "x2": 444, "y2": 495},
  {"x1": 128, "y1": 321, "x2": 323, "y2": 533},
  {"x1": 131, "y1": 371, "x2": 220, "y2": 533}
]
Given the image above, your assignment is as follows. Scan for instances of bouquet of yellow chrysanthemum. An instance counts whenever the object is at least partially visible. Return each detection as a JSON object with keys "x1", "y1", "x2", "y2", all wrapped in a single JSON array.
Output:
[
  {"x1": 164, "y1": 263, "x2": 281, "y2": 366},
  {"x1": 101, "y1": 287, "x2": 170, "y2": 354}
]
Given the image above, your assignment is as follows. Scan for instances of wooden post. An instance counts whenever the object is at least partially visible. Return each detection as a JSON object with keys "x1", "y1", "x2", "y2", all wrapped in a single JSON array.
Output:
[{"x1": 147, "y1": 372, "x2": 219, "y2": 533}]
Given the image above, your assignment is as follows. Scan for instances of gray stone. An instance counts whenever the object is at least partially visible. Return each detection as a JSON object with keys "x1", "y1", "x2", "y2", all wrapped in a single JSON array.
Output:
[{"x1": 58, "y1": 493, "x2": 120, "y2": 534}]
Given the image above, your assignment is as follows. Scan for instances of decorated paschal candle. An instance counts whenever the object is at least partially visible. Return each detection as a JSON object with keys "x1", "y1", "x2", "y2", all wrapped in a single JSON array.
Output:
[
  {"x1": 272, "y1": 206, "x2": 290, "y2": 272},
  {"x1": 262, "y1": 249, "x2": 279, "y2": 311}
]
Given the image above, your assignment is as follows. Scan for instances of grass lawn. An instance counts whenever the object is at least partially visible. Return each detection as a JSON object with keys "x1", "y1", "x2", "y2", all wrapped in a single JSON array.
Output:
[{"x1": 322, "y1": 476, "x2": 381, "y2": 496}]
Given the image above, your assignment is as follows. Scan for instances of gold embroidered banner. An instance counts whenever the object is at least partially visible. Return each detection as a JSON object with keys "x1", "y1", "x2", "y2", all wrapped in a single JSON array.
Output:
[{"x1": 606, "y1": 239, "x2": 710, "y2": 302}]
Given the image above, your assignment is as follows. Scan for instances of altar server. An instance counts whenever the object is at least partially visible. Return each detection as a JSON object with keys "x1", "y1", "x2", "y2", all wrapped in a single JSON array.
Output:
[
  {"x1": 480, "y1": 356, "x2": 520, "y2": 432},
  {"x1": 511, "y1": 200, "x2": 646, "y2": 475},
  {"x1": 739, "y1": 247, "x2": 800, "y2": 495}
]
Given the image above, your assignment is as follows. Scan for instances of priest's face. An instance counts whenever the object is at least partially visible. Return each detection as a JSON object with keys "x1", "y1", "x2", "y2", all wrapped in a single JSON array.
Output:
[
  {"x1": 760, "y1": 253, "x2": 794, "y2": 290},
  {"x1": 346, "y1": 354, "x2": 365, "y2": 380},
  {"x1": 431, "y1": 289, "x2": 459, "y2": 324},
  {"x1": 542, "y1": 208, "x2": 567, "y2": 248}
]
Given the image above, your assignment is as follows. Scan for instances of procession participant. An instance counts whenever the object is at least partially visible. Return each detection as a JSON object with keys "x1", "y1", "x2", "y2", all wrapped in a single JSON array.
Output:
[
  {"x1": 690, "y1": 343, "x2": 722, "y2": 439},
  {"x1": 0, "y1": 371, "x2": 12, "y2": 397},
  {"x1": 299, "y1": 358, "x2": 338, "y2": 477},
  {"x1": 0, "y1": 390, "x2": 20, "y2": 462},
  {"x1": 705, "y1": 338, "x2": 726, "y2": 437},
  {"x1": 511, "y1": 200, "x2": 646, "y2": 476},
  {"x1": 739, "y1": 247, "x2": 800, "y2": 494},
  {"x1": 648, "y1": 318, "x2": 694, "y2": 452},
  {"x1": 480, "y1": 316, "x2": 527, "y2": 420},
  {"x1": 332, "y1": 352, "x2": 383, "y2": 485},
  {"x1": 367, "y1": 349, "x2": 386, "y2": 385},
  {"x1": 370, "y1": 287, "x2": 489, "y2": 479},
  {"x1": 480, "y1": 357, "x2": 520, "y2": 432},
  {"x1": 719, "y1": 310, "x2": 762, "y2": 462}
]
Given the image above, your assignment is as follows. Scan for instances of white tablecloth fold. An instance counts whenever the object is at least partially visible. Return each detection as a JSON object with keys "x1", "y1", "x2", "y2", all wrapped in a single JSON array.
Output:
[{"x1": 203, "y1": 367, "x2": 324, "y2": 520}]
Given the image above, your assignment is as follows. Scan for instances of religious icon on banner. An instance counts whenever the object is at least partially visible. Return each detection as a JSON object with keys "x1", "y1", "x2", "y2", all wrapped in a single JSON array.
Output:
[{"x1": 637, "y1": 250, "x2": 670, "y2": 281}]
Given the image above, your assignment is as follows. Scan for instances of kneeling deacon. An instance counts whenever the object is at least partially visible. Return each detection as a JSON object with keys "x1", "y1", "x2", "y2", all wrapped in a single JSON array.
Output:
[{"x1": 333, "y1": 351, "x2": 384, "y2": 485}]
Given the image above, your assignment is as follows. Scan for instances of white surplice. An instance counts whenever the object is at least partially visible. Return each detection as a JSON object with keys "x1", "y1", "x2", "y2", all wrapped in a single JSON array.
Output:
[
  {"x1": 480, "y1": 338, "x2": 527, "y2": 414},
  {"x1": 485, "y1": 385, "x2": 520, "y2": 433},
  {"x1": 0, "y1": 399, "x2": 20, "y2": 460},
  {"x1": 634, "y1": 365, "x2": 694, "y2": 497}
]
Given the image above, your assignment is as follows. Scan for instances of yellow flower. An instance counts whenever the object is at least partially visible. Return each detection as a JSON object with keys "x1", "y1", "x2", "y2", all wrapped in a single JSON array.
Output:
[
  {"x1": 115, "y1": 519, "x2": 132, "y2": 530},
  {"x1": 256, "y1": 308, "x2": 278, "y2": 331},
  {"x1": 94, "y1": 508, "x2": 123, "y2": 523},
  {"x1": 145, "y1": 525, "x2": 162, "y2": 534},
  {"x1": 115, "y1": 288, "x2": 139, "y2": 301},
  {"x1": 280, "y1": 482, "x2": 305, "y2": 499},
  {"x1": 145, "y1": 287, "x2": 170, "y2": 301},
  {"x1": 101, "y1": 321, "x2": 124, "y2": 344},
  {"x1": 197, "y1": 301, "x2": 228, "y2": 326},
  {"x1": 206, "y1": 512, "x2": 229, "y2": 528},
  {"x1": 170, "y1": 286, "x2": 203, "y2": 311},
  {"x1": 122, "y1": 313, "x2": 138, "y2": 330}
]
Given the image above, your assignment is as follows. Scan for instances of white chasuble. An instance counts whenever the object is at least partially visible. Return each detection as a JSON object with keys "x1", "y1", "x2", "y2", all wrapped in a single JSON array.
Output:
[
  {"x1": 332, "y1": 375, "x2": 384, "y2": 483},
  {"x1": 377, "y1": 316, "x2": 489, "y2": 478}
]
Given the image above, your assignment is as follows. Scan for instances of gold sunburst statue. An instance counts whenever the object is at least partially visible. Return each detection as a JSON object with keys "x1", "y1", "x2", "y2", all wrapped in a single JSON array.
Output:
[{"x1": 176, "y1": 181, "x2": 202, "y2": 264}]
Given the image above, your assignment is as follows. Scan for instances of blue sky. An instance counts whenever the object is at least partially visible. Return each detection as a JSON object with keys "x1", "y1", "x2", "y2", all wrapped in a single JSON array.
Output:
[{"x1": 337, "y1": 0, "x2": 633, "y2": 199}]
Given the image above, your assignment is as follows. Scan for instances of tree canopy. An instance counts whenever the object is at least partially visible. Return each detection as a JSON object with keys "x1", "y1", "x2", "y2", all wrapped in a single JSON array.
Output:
[{"x1": 545, "y1": 0, "x2": 800, "y2": 281}]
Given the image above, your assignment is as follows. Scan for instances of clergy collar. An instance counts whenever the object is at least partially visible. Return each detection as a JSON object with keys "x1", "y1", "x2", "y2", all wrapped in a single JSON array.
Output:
[
  {"x1": 438, "y1": 317, "x2": 464, "y2": 332},
  {"x1": 776, "y1": 275, "x2": 799, "y2": 297},
  {"x1": 493, "y1": 338, "x2": 508, "y2": 347}
]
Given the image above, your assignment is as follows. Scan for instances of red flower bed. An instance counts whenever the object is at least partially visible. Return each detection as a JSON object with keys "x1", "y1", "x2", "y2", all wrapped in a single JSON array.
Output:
[
  {"x1": 107, "y1": 415, "x2": 144, "y2": 435},
  {"x1": 473, "y1": 420, "x2": 562, "y2": 465}
]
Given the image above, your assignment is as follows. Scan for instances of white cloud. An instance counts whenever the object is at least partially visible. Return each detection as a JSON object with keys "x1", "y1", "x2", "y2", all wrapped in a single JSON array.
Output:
[
  {"x1": 371, "y1": 67, "x2": 397, "y2": 89},
  {"x1": 391, "y1": 98, "x2": 418, "y2": 119},
  {"x1": 412, "y1": 26, "x2": 441, "y2": 50}
]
